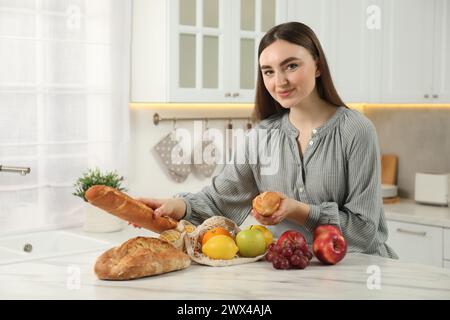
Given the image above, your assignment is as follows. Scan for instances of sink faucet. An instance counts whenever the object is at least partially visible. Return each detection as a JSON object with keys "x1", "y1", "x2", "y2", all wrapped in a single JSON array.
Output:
[{"x1": 0, "y1": 165, "x2": 31, "y2": 176}]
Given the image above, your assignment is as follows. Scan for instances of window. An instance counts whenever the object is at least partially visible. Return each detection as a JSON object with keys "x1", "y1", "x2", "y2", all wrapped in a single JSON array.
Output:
[{"x1": 0, "y1": 0, "x2": 131, "y2": 234}]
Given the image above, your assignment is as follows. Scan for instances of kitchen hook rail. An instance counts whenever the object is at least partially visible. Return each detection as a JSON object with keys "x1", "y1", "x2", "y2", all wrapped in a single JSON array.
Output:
[{"x1": 153, "y1": 113, "x2": 254, "y2": 126}]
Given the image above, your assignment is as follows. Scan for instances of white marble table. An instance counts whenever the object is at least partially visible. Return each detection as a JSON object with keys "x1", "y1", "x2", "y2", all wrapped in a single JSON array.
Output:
[{"x1": 0, "y1": 227, "x2": 449, "y2": 300}]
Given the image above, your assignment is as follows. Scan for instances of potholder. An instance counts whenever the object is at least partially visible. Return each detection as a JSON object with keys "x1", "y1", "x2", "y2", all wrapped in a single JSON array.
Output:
[
  {"x1": 191, "y1": 138, "x2": 220, "y2": 178},
  {"x1": 153, "y1": 131, "x2": 191, "y2": 183}
]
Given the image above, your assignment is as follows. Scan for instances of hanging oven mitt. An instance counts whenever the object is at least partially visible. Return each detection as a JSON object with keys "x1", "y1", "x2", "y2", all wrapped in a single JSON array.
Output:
[
  {"x1": 191, "y1": 137, "x2": 220, "y2": 178},
  {"x1": 153, "y1": 131, "x2": 191, "y2": 183},
  {"x1": 192, "y1": 125, "x2": 222, "y2": 178}
]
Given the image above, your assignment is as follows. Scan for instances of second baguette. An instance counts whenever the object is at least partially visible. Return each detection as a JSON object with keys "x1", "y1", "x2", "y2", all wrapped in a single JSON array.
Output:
[{"x1": 85, "y1": 185, "x2": 178, "y2": 234}]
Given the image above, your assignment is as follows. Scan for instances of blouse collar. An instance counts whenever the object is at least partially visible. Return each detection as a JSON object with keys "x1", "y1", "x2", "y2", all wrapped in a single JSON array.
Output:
[{"x1": 281, "y1": 106, "x2": 345, "y2": 138}]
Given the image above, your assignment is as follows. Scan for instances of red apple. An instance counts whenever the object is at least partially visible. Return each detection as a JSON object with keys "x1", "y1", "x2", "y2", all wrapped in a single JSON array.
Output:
[
  {"x1": 313, "y1": 225, "x2": 347, "y2": 265},
  {"x1": 313, "y1": 224, "x2": 342, "y2": 239}
]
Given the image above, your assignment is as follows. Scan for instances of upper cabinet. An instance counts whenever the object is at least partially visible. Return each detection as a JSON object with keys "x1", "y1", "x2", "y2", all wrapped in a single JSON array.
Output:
[
  {"x1": 131, "y1": 0, "x2": 288, "y2": 103},
  {"x1": 379, "y1": 0, "x2": 449, "y2": 103},
  {"x1": 287, "y1": 0, "x2": 372, "y2": 103},
  {"x1": 288, "y1": 0, "x2": 449, "y2": 104},
  {"x1": 430, "y1": 0, "x2": 449, "y2": 103},
  {"x1": 132, "y1": 0, "x2": 449, "y2": 104}
]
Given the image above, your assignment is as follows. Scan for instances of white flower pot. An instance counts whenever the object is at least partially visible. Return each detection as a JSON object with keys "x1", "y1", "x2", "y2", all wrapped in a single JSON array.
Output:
[{"x1": 83, "y1": 204, "x2": 124, "y2": 233}]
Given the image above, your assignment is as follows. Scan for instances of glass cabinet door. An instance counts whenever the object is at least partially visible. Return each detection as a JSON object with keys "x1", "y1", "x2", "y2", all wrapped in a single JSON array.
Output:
[
  {"x1": 232, "y1": 0, "x2": 278, "y2": 100},
  {"x1": 178, "y1": 0, "x2": 197, "y2": 89},
  {"x1": 175, "y1": 0, "x2": 225, "y2": 101},
  {"x1": 171, "y1": 0, "x2": 284, "y2": 102}
]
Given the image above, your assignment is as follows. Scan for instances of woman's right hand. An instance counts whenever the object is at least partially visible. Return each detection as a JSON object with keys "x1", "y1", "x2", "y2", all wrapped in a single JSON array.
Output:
[{"x1": 130, "y1": 197, "x2": 187, "y2": 228}]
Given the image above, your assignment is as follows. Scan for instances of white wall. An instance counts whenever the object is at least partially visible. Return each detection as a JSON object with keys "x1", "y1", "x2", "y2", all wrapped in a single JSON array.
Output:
[{"x1": 127, "y1": 106, "x2": 259, "y2": 227}]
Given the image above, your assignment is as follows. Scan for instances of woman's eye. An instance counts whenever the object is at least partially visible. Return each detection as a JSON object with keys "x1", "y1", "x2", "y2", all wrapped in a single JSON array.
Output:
[
  {"x1": 263, "y1": 70, "x2": 274, "y2": 76},
  {"x1": 286, "y1": 63, "x2": 298, "y2": 70}
]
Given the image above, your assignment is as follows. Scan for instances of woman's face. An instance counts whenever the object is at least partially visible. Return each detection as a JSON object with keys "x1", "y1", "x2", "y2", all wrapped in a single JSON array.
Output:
[{"x1": 259, "y1": 39, "x2": 320, "y2": 108}]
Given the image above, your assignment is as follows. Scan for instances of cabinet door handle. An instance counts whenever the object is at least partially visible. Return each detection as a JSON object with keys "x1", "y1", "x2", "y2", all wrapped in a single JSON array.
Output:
[
  {"x1": 225, "y1": 92, "x2": 231, "y2": 97},
  {"x1": 396, "y1": 228, "x2": 427, "y2": 237},
  {"x1": 424, "y1": 94, "x2": 430, "y2": 98},
  {"x1": 432, "y1": 94, "x2": 439, "y2": 98},
  {"x1": 232, "y1": 92, "x2": 240, "y2": 97}
]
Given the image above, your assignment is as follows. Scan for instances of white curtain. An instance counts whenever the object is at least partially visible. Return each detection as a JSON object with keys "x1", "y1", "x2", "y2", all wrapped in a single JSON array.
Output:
[{"x1": 0, "y1": 0, "x2": 131, "y2": 234}]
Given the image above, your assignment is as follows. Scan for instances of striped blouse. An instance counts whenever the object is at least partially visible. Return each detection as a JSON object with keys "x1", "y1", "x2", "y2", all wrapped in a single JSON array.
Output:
[{"x1": 175, "y1": 106, "x2": 398, "y2": 259}]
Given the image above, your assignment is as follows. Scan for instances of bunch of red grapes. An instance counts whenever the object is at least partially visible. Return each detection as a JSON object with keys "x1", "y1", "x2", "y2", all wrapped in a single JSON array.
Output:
[{"x1": 265, "y1": 230, "x2": 313, "y2": 270}]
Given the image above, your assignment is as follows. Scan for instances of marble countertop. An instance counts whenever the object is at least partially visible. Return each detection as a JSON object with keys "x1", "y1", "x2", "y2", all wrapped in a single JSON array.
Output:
[
  {"x1": 384, "y1": 199, "x2": 450, "y2": 228},
  {"x1": 0, "y1": 226, "x2": 449, "y2": 300}
]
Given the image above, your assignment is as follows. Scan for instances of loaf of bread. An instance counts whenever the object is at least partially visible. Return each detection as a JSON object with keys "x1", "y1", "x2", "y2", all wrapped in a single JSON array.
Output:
[
  {"x1": 85, "y1": 185, "x2": 178, "y2": 234},
  {"x1": 252, "y1": 191, "x2": 281, "y2": 216},
  {"x1": 94, "y1": 237, "x2": 191, "y2": 280}
]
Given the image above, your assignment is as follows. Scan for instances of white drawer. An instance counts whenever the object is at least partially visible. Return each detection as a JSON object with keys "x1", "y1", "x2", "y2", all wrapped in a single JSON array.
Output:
[
  {"x1": 445, "y1": 229, "x2": 450, "y2": 260},
  {"x1": 387, "y1": 220, "x2": 443, "y2": 267},
  {"x1": 444, "y1": 260, "x2": 450, "y2": 269}
]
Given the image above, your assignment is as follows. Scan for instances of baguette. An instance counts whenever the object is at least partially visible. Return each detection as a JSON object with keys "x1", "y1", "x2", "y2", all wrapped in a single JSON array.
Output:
[{"x1": 85, "y1": 185, "x2": 178, "y2": 233}]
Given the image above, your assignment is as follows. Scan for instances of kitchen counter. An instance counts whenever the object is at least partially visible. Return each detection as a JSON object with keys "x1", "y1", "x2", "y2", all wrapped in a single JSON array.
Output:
[
  {"x1": 0, "y1": 226, "x2": 449, "y2": 300},
  {"x1": 384, "y1": 199, "x2": 450, "y2": 228}
]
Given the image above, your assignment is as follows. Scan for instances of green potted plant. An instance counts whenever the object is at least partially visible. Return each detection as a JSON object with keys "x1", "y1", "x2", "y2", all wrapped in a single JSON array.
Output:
[{"x1": 73, "y1": 168, "x2": 127, "y2": 233}]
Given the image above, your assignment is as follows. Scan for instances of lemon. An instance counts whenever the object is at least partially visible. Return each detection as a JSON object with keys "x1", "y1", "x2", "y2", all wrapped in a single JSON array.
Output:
[{"x1": 201, "y1": 235, "x2": 239, "y2": 260}]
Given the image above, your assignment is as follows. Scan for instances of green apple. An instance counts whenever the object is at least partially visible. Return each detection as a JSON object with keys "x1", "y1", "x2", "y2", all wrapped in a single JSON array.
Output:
[
  {"x1": 236, "y1": 229, "x2": 267, "y2": 257},
  {"x1": 246, "y1": 225, "x2": 274, "y2": 248}
]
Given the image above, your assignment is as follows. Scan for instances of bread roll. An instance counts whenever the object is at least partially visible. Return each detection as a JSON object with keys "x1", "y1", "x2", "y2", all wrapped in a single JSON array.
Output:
[
  {"x1": 252, "y1": 191, "x2": 281, "y2": 216},
  {"x1": 94, "y1": 237, "x2": 191, "y2": 280},
  {"x1": 85, "y1": 185, "x2": 178, "y2": 234}
]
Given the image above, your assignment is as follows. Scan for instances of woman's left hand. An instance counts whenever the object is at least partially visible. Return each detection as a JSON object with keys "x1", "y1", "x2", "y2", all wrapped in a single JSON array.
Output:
[{"x1": 251, "y1": 192, "x2": 303, "y2": 225}]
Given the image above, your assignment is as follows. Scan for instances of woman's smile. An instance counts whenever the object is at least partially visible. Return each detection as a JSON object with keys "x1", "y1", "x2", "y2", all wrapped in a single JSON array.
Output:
[{"x1": 278, "y1": 88, "x2": 295, "y2": 98}]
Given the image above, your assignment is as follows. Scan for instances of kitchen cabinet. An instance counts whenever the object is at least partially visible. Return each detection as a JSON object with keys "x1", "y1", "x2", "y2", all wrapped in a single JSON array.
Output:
[
  {"x1": 327, "y1": 0, "x2": 374, "y2": 103},
  {"x1": 386, "y1": 220, "x2": 443, "y2": 267},
  {"x1": 444, "y1": 228, "x2": 450, "y2": 268},
  {"x1": 379, "y1": 0, "x2": 450, "y2": 103},
  {"x1": 131, "y1": 0, "x2": 288, "y2": 103},
  {"x1": 287, "y1": 0, "x2": 449, "y2": 103},
  {"x1": 433, "y1": 0, "x2": 450, "y2": 102},
  {"x1": 285, "y1": 0, "x2": 331, "y2": 52},
  {"x1": 286, "y1": 0, "x2": 375, "y2": 103}
]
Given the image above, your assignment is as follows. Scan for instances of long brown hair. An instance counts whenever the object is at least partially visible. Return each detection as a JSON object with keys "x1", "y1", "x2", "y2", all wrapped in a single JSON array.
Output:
[{"x1": 254, "y1": 22, "x2": 347, "y2": 120}]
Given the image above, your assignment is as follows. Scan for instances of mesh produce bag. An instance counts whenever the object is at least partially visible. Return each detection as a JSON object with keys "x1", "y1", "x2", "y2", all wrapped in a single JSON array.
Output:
[
  {"x1": 159, "y1": 220, "x2": 196, "y2": 252},
  {"x1": 183, "y1": 216, "x2": 266, "y2": 267}
]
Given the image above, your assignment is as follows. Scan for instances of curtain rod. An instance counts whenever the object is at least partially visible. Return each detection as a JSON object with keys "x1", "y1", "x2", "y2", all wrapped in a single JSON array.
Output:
[{"x1": 152, "y1": 113, "x2": 254, "y2": 126}]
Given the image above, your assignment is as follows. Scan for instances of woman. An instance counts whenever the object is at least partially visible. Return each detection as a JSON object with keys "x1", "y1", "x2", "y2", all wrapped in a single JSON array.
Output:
[{"x1": 138, "y1": 22, "x2": 397, "y2": 259}]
